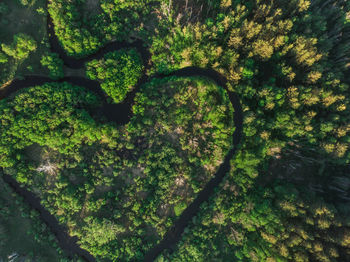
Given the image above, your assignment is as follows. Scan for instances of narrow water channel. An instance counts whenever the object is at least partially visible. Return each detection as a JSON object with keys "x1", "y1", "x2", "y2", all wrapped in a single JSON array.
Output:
[{"x1": 0, "y1": 5, "x2": 243, "y2": 262}]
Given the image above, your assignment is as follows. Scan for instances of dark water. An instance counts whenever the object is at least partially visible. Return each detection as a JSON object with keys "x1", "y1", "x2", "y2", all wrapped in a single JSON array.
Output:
[
  {"x1": 2, "y1": 174, "x2": 96, "y2": 262},
  {"x1": 143, "y1": 90, "x2": 242, "y2": 262},
  {"x1": 1, "y1": 6, "x2": 243, "y2": 262}
]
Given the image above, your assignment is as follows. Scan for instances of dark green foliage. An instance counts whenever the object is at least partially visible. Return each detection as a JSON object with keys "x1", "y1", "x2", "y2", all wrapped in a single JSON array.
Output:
[
  {"x1": 99, "y1": 0, "x2": 160, "y2": 41},
  {"x1": 48, "y1": 0, "x2": 104, "y2": 57},
  {"x1": 40, "y1": 52, "x2": 64, "y2": 80},
  {"x1": 0, "y1": 82, "x2": 102, "y2": 171},
  {"x1": 150, "y1": 0, "x2": 350, "y2": 165},
  {"x1": 0, "y1": 0, "x2": 51, "y2": 87},
  {"x1": 47, "y1": 0, "x2": 161, "y2": 57},
  {"x1": 0, "y1": 177, "x2": 70, "y2": 261},
  {"x1": 1, "y1": 0, "x2": 350, "y2": 261},
  {"x1": 0, "y1": 3, "x2": 8, "y2": 15},
  {"x1": 151, "y1": 0, "x2": 350, "y2": 261},
  {"x1": 159, "y1": 163, "x2": 350, "y2": 261},
  {"x1": 0, "y1": 77, "x2": 234, "y2": 261},
  {"x1": 86, "y1": 48, "x2": 143, "y2": 103}
]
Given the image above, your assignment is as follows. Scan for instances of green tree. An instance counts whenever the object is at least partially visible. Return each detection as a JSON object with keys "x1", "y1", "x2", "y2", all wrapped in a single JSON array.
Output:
[
  {"x1": 40, "y1": 53, "x2": 64, "y2": 80},
  {"x1": 0, "y1": 52, "x2": 7, "y2": 63},
  {"x1": 1, "y1": 33, "x2": 37, "y2": 60},
  {"x1": 86, "y1": 48, "x2": 143, "y2": 103}
]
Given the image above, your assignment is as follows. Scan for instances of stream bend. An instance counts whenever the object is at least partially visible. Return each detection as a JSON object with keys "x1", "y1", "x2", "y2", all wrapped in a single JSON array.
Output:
[{"x1": 0, "y1": 7, "x2": 243, "y2": 262}]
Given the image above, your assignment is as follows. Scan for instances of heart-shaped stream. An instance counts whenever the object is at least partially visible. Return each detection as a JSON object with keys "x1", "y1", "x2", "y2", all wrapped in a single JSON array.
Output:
[{"x1": 0, "y1": 6, "x2": 243, "y2": 262}]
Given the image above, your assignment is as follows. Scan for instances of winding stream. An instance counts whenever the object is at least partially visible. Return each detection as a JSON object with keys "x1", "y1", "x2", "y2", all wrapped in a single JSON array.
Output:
[{"x1": 0, "y1": 5, "x2": 243, "y2": 262}]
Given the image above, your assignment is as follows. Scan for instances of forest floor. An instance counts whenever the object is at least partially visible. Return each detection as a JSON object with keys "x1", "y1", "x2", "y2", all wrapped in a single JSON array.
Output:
[
  {"x1": 0, "y1": 176, "x2": 62, "y2": 261},
  {"x1": 0, "y1": 0, "x2": 50, "y2": 78},
  {"x1": 83, "y1": 0, "x2": 102, "y2": 16},
  {"x1": 262, "y1": 146, "x2": 350, "y2": 203}
]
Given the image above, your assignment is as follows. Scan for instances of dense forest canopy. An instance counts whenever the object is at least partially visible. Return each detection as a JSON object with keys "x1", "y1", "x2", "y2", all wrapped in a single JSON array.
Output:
[
  {"x1": 0, "y1": 77, "x2": 234, "y2": 261},
  {"x1": 86, "y1": 48, "x2": 143, "y2": 103},
  {"x1": 0, "y1": 0, "x2": 349, "y2": 261}
]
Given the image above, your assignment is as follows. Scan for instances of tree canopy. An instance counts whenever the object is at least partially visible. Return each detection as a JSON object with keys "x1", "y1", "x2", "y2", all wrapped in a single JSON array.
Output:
[
  {"x1": 1, "y1": 0, "x2": 349, "y2": 261},
  {"x1": 86, "y1": 48, "x2": 143, "y2": 103}
]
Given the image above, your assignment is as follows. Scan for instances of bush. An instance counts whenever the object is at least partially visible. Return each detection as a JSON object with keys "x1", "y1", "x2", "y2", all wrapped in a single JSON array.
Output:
[
  {"x1": 86, "y1": 48, "x2": 143, "y2": 103},
  {"x1": 40, "y1": 53, "x2": 64, "y2": 80},
  {"x1": 1, "y1": 33, "x2": 37, "y2": 60},
  {"x1": 0, "y1": 52, "x2": 7, "y2": 63}
]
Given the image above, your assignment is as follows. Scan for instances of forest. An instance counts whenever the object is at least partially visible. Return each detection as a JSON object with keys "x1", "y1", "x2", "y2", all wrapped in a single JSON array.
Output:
[{"x1": 0, "y1": 0, "x2": 349, "y2": 261}]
